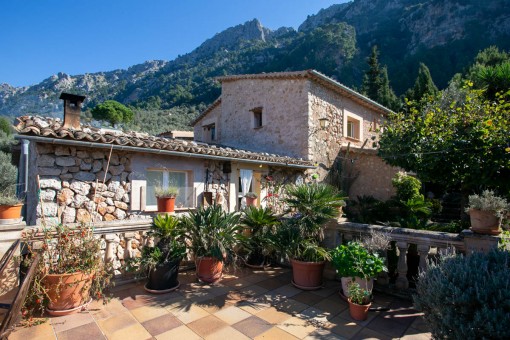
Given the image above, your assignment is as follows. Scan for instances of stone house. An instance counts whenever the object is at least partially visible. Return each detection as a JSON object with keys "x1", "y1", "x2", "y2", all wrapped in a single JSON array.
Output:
[
  {"x1": 14, "y1": 94, "x2": 313, "y2": 226},
  {"x1": 193, "y1": 70, "x2": 399, "y2": 201}
]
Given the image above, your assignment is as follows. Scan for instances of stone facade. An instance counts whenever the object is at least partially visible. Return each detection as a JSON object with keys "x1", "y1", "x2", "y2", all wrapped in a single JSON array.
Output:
[
  {"x1": 33, "y1": 144, "x2": 137, "y2": 225},
  {"x1": 195, "y1": 78, "x2": 310, "y2": 159},
  {"x1": 194, "y1": 71, "x2": 398, "y2": 200}
]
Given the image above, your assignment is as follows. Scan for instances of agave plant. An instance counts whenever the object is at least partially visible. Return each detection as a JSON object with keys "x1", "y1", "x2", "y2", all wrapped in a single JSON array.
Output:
[{"x1": 181, "y1": 204, "x2": 246, "y2": 262}]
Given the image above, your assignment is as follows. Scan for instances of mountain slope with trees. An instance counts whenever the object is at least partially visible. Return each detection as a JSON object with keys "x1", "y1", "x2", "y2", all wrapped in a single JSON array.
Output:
[{"x1": 1, "y1": 0, "x2": 509, "y2": 134}]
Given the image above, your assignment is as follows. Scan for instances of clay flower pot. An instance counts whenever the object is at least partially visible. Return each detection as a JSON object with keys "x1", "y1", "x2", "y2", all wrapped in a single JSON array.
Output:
[
  {"x1": 43, "y1": 271, "x2": 93, "y2": 316},
  {"x1": 196, "y1": 257, "x2": 223, "y2": 283},
  {"x1": 0, "y1": 203, "x2": 23, "y2": 220},
  {"x1": 246, "y1": 197, "x2": 257, "y2": 207},
  {"x1": 469, "y1": 209, "x2": 501, "y2": 235},
  {"x1": 290, "y1": 259, "x2": 325, "y2": 290},
  {"x1": 157, "y1": 197, "x2": 176, "y2": 213},
  {"x1": 348, "y1": 299, "x2": 372, "y2": 321}
]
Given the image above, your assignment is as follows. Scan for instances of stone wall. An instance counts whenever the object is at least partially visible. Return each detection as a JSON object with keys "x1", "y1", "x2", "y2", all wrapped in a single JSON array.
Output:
[
  {"x1": 307, "y1": 82, "x2": 397, "y2": 200},
  {"x1": 218, "y1": 78, "x2": 310, "y2": 158},
  {"x1": 34, "y1": 144, "x2": 138, "y2": 225},
  {"x1": 348, "y1": 151, "x2": 399, "y2": 201}
]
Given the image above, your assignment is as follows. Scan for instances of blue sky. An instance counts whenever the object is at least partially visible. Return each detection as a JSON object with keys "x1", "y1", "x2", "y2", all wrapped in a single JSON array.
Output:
[{"x1": 1, "y1": 0, "x2": 345, "y2": 87}]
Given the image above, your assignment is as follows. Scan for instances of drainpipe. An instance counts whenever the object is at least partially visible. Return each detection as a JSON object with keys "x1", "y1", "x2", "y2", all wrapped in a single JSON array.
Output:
[{"x1": 21, "y1": 139, "x2": 29, "y2": 193}]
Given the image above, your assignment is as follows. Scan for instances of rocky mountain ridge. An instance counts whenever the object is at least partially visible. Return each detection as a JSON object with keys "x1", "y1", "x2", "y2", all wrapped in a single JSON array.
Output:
[{"x1": 1, "y1": 0, "x2": 509, "y2": 121}]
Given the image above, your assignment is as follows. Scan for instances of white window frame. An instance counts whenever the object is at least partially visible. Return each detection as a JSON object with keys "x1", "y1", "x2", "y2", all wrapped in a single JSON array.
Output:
[
  {"x1": 145, "y1": 169, "x2": 190, "y2": 211},
  {"x1": 343, "y1": 110, "x2": 363, "y2": 141}
]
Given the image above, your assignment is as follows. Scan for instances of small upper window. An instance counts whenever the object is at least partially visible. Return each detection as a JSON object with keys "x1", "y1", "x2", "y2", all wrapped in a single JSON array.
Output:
[
  {"x1": 343, "y1": 110, "x2": 363, "y2": 141},
  {"x1": 251, "y1": 107, "x2": 263, "y2": 128},
  {"x1": 203, "y1": 123, "x2": 216, "y2": 142}
]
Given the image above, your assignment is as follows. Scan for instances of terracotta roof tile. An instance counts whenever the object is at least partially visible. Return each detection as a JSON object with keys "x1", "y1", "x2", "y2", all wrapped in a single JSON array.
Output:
[{"x1": 15, "y1": 115, "x2": 313, "y2": 168}]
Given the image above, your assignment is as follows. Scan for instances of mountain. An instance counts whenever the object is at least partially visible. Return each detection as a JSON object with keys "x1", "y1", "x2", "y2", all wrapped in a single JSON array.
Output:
[{"x1": 1, "y1": 0, "x2": 509, "y2": 131}]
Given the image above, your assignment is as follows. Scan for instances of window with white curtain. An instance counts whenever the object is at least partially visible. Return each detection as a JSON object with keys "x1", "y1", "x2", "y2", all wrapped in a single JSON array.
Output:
[{"x1": 146, "y1": 170, "x2": 188, "y2": 208}]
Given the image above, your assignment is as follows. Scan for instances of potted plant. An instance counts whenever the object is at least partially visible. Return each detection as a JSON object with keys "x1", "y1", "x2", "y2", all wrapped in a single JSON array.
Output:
[
  {"x1": 241, "y1": 206, "x2": 279, "y2": 268},
  {"x1": 181, "y1": 204, "x2": 246, "y2": 283},
  {"x1": 245, "y1": 192, "x2": 258, "y2": 206},
  {"x1": 331, "y1": 241, "x2": 387, "y2": 298},
  {"x1": 466, "y1": 190, "x2": 508, "y2": 235},
  {"x1": 155, "y1": 186, "x2": 179, "y2": 213},
  {"x1": 136, "y1": 214, "x2": 186, "y2": 293},
  {"x1": 272, "y1": 183, "x2": 345, "y2": 290},
  {"x1": 22, "y1": 224, "x2": 112, "y2": 317},
  {"x1": 0, "y1": 151, "x2": 23, "y2": 220},
  {"x1": 347, "y1": 282, "x2": 372, "y2": 321},
  {"x1": 0, "y1": 191, "x2": 23, "y2": 220}
]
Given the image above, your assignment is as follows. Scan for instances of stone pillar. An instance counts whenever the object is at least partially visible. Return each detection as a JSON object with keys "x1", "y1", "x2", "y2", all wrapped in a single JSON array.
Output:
[
  {"x1": 461, "y1": 230, "x2": 500, "y2": 255},
  {"x1": 395, "y1": 241, "x2": 409, "y2": 290},
  {"x1": 417, "y1": 244, "x2": 431, "y2": 272}
]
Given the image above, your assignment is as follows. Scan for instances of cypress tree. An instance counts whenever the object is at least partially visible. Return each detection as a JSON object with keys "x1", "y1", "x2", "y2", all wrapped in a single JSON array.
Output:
[
  {"x1": 361, "y1": 46, "x2": 382, "y2": 100},
  {"x1": 406, "y1": 63, "x2": 438, "y2": 102}
]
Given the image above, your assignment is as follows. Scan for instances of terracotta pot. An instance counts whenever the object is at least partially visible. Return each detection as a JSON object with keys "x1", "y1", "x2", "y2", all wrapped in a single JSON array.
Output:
[
  {"x1": 0, "y1": 203, "x2": 23, "y2": 220},
  {"x1": 157, "y1": 197, "x2": 176, "y2": 213},
  {"x1": 196, "y1": 257, "x2": 223, "y2": 283},
  {"x1": 246, "y1": 197, "x2": 257, "y2": 206},
  {"x1": 44, "y1": 271, "x2": 93, "y2": 314},
  {"x1": 341, "y1": 277, "x2": 374, "y2": 298},
  {"x1": 291, "y1": 259, "x2": 325, "y2": 290},
  {"x1": 147, "y1": 259, "x2": 181, "y2": 291},
  {"x1": 348, "y1": 299, "x2": 372, "y2": 321},
  {"x1": 469, "y1": 208, "x2": 501, "y2": 235}
]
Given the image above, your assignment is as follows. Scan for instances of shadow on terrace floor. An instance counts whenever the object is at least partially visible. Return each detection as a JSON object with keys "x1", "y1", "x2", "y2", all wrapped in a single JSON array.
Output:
[{"x1": 8, "y1": 266, "x2": 431, "y2": 339}]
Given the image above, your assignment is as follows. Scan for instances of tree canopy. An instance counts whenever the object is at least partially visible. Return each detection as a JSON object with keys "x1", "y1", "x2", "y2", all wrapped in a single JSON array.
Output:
[
  {"x1": 405, "y1": 63, "x2": 438, "y2": 104},
  {"x1": 361, "y1": 46, "x2": 399, "y2": 111},
  {"x1": 91, "y1": 100, "x2": 134, "y2": 127},
  {"x1": 377, "y1": 85, "x2": 510, "y2": 194}
]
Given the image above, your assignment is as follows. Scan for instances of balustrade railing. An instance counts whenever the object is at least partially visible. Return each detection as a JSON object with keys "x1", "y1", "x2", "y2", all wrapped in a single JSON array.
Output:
[{"x1": 323, "y1": 220, "x2": 500, "y2": 293}]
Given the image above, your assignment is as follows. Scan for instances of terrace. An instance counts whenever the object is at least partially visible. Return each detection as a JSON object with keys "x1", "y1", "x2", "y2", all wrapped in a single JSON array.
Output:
[{"x1": 7, "y1": 267, "x2": 430, "y2": 340}]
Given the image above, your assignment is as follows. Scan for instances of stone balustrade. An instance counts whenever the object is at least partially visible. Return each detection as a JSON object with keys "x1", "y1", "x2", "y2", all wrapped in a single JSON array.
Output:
[{"x1": 323, "y1": 220, "x2": 501, "y2": 293}]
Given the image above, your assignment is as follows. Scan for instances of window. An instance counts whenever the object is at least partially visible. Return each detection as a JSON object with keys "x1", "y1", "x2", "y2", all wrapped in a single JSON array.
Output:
[
  {"x1": 146, "y1": 170, "x2": 188, "y2": 208},
  {"x1": 343, "y1": 110, "x2": 363, "y2": 141},
  {"x1": 251, "y1": 107, "x2": 263, "y2": 128},
  {"x1": 203, "y1": 123, "x2": 216, "y2": 141}
]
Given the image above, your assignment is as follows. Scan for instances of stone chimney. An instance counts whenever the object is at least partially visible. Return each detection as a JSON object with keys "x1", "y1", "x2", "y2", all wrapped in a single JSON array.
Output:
[{"x1": 60, "y1": 92, "x2": 86, "y2": 130}]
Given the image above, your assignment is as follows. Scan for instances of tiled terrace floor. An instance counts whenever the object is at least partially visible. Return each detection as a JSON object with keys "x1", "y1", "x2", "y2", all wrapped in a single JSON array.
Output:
[{"x1": 8, "y1": 267, "x2": 431, "y2": 340}]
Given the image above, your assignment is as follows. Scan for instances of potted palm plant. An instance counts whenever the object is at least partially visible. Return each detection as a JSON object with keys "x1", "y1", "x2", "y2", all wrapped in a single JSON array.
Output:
[
  {"x1": 466, "y1": 190, "x2": 508, "y2": 235},
  {"x1": 347, "y1": 282, "x2": 372, "y2": 321},
  {"x1": 137, "y1": 214, "x2": 186, "y2": 293},
  {"x1": 22, "y1": 224, "x2": 112, "y2": 317},
  {"x1": 331, "y1": 241, "x2": 387, "y2": 298},
  {"x1": 155, "y1": 186, "x2": 179, "y2": 213},
  {"x1": 272, "y1": 183, "x2": 345, "y2": 290},
  {"x1": 241, "y1": 206, "x2": 279, "y2": 268},
  {"x1": 181, "y1": 204, "x2": 246, "y2": 283}
]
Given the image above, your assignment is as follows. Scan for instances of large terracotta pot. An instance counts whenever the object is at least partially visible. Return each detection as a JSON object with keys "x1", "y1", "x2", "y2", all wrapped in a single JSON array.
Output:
[
  {"x1": 469, "y1": 208, "x2": 501, "y2": 235},
  {"x1": 348, "y1": 299, "x2": 372, "y2": 321},
  {"x1": 44, "y1": 271, "x2": 93, "y2": 315},
  {"x1": 290, "y1": 259, "x2": 325, "y2": 290},
  {"x1": 146, "y1": 259, "x2": 181, "y2": 292},
  {"x1": 341, "y1": 277, "x2": 374, "y2": 298},
  {"x1": 196, "y1": 257, "x2": 223, "y2": 283},
  {"x1": 0, "y1": 204, "x2": 22, "y2": 220},
  {"x1": 157, "y1": 197, "x2": 176, "y2": 213}
]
